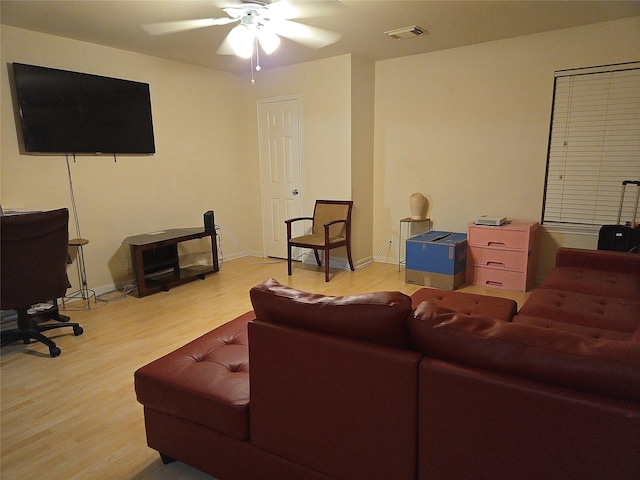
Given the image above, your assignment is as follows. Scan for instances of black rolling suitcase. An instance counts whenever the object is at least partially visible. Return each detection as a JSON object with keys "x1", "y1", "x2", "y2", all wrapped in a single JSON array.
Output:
[{"x1": 597, "y1": 180, "x2": 640, "y2": 253}]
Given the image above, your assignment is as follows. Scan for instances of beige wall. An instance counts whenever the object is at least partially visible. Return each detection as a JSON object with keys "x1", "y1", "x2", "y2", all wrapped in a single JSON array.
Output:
[
  {"x1": 240, "y1": 54, "x2": 376, "y2": 267},
  {"x1": 238, "y1": 54, "x2": 354, "y2": 260},
  {"x1": 374, "y1": 16, "x2": 640, "y2": 279},
  {"x1": 2, "y1": 17, "x2": 639, "y2": 293},
  {"x1": 1, "y1": 26, "x2": 246, "y2": 292},
  {"x1": 350, "y1": 55, "x2": 376, "y2": 264},
  {"x1": 1, "y1": 27, "x2": 357, "y2": 292}
]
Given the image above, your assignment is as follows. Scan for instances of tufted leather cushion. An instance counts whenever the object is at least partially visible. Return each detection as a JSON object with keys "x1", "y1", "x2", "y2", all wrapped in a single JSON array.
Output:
[
  {"x1": 553, "y1": 247, "x2": 640, "y2": 275},
  {"x1": 410, "y1": 288, "x2": 517, "y2": 321},
  {"x1": 542, "y1": 266, "x2": 640, "y2": 300},
  {"x1": 409, "y1": 302, "x2": 640, "y2": 402},
  {"x1": 516, "y1": 288, "x2": 640, "y2": 340},
  {"x1": 134, "y1": 311, "x2": 253, "y2": 440},
  {"x1": 542, "y1": 247, "x2": 640, "y2": 299},
  {"x1": 249, "y1": 278, "x2": 412, "y2": 348}
]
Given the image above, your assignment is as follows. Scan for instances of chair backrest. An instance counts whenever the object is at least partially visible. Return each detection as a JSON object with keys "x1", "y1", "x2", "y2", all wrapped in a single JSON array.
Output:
[
  {"x1": 1, "y1": 208, "x2": 70, "y2": 310},
  {"x1": 312, "y1": 200, "x2": 353, "y2": 239}
]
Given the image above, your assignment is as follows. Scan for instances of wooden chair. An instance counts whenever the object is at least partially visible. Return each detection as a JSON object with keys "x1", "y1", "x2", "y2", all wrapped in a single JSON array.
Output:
[
  {"x1": 285, "y1": 200, "x2": 355, "y2": 282},
  {"x1": 1, "y1": 208, "x2": 83, "y2": 357}
]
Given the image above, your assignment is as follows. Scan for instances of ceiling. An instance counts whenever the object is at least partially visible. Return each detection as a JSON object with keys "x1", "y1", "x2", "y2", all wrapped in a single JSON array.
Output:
[{"x1": 2, "y1": 1, "x2": 639, "y2": 75}]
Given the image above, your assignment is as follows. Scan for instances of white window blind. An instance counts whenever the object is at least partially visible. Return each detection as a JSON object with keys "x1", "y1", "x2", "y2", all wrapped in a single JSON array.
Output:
[{"x1": 543, "y1": 62, "x2": 640, "y2": 227}]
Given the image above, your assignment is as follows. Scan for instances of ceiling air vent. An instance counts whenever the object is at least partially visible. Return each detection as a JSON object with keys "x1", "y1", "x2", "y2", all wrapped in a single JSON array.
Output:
[{"x1": 384, "y1": 25, "x2": 428, "y2": 40}]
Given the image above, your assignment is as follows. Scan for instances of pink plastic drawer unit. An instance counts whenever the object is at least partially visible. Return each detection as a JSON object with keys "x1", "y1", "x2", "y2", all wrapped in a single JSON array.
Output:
[
  {"x1": 466, "y1": 247, "x2": 528, "y2": 272},
  {"x1": 467, "y1": 227, "x2": 528, "y2": 251},
  {"x1": 466, "y1": 263, "x2": 529, "y2": 291},
  {"x1": 466, "y1": 220, "x2": 539, "y2": 292}
]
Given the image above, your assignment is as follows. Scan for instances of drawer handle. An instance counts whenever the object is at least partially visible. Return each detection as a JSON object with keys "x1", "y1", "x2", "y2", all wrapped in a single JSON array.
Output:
[
  {"x1": 485, "y1": 280, "x2": 503, "y2": 286},
  {"x1": 487, "y1": 241, "x2": 506, "y2": 247},
  {"x1": 487, "y1": 261, "x2": 505, "y2": 267}
]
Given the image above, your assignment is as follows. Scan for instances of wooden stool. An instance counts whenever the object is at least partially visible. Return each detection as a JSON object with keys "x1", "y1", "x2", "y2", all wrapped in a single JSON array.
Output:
[{"x1": 64, "y1": 238, "x2": 95, "y2": 309}]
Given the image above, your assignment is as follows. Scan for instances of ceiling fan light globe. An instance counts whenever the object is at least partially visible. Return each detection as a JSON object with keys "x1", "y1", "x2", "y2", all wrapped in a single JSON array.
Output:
[
  {"x1": 258, "y1": 30, "x2": 281, "y2": 54},
  {"x1": 228, "y1": 24, "x2": 254, "y2": 58}
]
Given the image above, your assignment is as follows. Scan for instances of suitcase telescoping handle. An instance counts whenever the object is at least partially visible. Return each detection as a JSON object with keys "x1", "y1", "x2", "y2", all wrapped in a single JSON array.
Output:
[{"x1": 617, "y1": 180, "x2": 640, "y2": 226}]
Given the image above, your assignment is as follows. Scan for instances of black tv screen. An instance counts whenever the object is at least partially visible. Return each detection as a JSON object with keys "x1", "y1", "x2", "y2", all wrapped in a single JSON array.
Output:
[{"x1": 12, "y1": 63, "x2": 155, "y2": 154}]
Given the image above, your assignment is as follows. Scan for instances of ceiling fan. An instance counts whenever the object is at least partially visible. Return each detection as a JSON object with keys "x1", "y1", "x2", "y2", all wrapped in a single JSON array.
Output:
[{"x1": 142, "y1": 1, "x2": 343, "y2": 61}]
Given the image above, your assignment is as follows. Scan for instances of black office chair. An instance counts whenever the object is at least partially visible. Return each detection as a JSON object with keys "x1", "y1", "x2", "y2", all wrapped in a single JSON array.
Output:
[{"x1": 1, "y1": 208, "x2": 83, "y2": 357}]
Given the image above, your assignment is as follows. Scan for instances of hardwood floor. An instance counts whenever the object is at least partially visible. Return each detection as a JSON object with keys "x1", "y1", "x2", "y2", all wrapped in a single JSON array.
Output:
[{"x1": 0, "y1": 258, "x2": 530, "y2": 479}]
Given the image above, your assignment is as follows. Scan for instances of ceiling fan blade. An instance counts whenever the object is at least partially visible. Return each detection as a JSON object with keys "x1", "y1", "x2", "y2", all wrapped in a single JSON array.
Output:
[
  {"x1": 264, "y1": 0, "x2": 345, "y2": 20},
  {"x1": 268, "y1": 19, "x2": 341, "y2": 49},
  {"x1": 142, "y1": 17, "x2": 236, "y2": 36},
  {"x1": 216, "y1": 31, "x2": 237, "y2": 56}
]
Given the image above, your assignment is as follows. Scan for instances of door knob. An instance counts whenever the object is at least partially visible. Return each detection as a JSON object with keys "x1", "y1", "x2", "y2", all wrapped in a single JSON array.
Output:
[{"x1": 292, "y1": 189, "x2": 299, "y2": 196}]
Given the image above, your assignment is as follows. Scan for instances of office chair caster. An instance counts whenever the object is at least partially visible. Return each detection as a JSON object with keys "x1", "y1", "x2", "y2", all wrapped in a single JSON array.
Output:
[
  {"x1": 49, "y1": 346, "x2": 62, "y2": 357},
  {"x1": 73, "y1": 325, "x2": 84, "y2": 336}
]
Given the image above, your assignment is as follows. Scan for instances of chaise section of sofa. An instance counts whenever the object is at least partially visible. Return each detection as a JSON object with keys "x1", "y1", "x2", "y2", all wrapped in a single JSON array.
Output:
[{"x1": 134, "y1": 311, "x2": 257, "y2": 478}]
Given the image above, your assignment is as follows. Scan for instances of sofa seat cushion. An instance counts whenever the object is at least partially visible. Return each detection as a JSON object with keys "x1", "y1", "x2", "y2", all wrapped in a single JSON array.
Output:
[
  {"x1": 516, "y1": 289, "x2": 640, "y2": 340},
  {"x1": 542, "y1": 265, "x2": 640, "y2": 300},
  {"x1": 409, "y1": 302, "x2": 640, "y2": 402},
  {"x1": 134, "y1": 312, "x2": 253, "y2": 440},
  {"x1": 249, "y1": 278, "x2": 413, "y2": 349},
  {"x1": 410, "y1": 288, "x2": 517, "y2": 322},
  {"x1": 513, "y1": 315, "x2": 639, "y2": 342}
]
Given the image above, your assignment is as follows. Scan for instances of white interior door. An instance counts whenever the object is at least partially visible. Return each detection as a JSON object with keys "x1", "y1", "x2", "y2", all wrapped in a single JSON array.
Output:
[{"x1": 258, "y1": 97, "x2": 302, "y2": 259}]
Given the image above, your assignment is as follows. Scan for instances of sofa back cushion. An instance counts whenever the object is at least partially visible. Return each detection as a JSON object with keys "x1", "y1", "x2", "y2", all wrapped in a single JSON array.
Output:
[
  {"x1": 554, "y1": 247, "x2": 640, "y2": 275},
  {"x1": 409, "y1": 301, "x2": 640, "y2": 402},
  {"x1": 249, "y1": 278, "x2": 412, "y2": 349},
  {"x1": 542, "y1": 247, "x2": 640, "y2": 299}
]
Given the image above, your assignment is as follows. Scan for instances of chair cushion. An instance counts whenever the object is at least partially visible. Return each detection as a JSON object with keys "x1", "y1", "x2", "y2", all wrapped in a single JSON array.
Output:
[
  {"x1": 249, "y1": 278, "x2": 412, "y2": 348},
  {"x1": 410, "y1": 288, "x2": 517, "y2": 321},
  {"x1": 134, "y1": 312, "x2": 253, "y2": 440},
  {"x1": 408, "y1": 302, "x2": 640, "y2": 402},
  {"x1": 289, "y1": 233, "x2": 346, "y2": 246}
]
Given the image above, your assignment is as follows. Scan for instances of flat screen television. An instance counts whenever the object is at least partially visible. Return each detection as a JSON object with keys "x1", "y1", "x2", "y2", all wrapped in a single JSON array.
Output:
[{"x1": 12, "y1": 63, "x2": 155, "y2": 154}]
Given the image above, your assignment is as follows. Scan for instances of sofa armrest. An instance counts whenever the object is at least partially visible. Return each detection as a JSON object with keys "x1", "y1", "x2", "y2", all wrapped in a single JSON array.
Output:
[{"x1": 555, "y1": 247, "x2": 640, "y2": 275}]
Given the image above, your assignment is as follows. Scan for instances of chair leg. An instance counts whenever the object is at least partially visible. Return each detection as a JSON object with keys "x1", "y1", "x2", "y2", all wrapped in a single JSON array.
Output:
[
  {"x1": 1, "y1": 309, "x2": 83, "y2": 356},
  {"x1": 1, "y1": 330, "x2": 22, "y2": 348},
  {"x1": 7, "y1": 328, "x2": 62, "y2": 357},
  {"x1": 287, "y1": 242, "x2": 293, "y2": 276},
  {"x1": 325, "y1": 248, "x2": 330, "y2": 282},
  {"x1": 346, "y1": 243, "x2": 355, "y2": 271}
]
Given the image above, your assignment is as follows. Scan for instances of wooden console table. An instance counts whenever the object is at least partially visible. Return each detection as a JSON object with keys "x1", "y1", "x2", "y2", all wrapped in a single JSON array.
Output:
[{"x1": 123, "y1": 228, "x2": 219, "y2": 298}]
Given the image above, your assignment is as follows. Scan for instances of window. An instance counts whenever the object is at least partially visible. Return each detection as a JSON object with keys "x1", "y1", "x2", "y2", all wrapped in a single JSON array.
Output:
[{"x1": 542, "y1": 62, "x2": 640, "y2": 229}]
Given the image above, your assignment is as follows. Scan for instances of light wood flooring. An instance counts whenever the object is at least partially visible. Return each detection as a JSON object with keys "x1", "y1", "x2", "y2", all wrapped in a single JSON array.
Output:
[{"x1": 0, "y1": 258, "x2": 530, "y2": 479}]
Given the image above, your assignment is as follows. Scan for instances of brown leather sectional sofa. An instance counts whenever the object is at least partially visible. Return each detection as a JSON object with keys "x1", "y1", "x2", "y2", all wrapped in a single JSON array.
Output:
[{"x1": 135, "y1": 247, "x2": 640, "y2": 480}]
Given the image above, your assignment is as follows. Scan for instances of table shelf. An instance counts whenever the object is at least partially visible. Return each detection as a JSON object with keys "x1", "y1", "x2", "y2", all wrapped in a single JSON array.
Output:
[
  {"x1": 398, "y1": 217, "x2": 431, "y2": 271},
  {"x1": 123, "y1": 228, "x2": 219, "y2": 297}
]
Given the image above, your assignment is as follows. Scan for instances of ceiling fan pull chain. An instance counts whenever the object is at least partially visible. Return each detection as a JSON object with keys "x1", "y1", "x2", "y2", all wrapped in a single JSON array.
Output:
[
  {"x1": 255, "y1": 35, "x2": 262, "y2": 72},
  {"x1": 250, "y1": 50, "x2": 255, "y2": 85}
]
